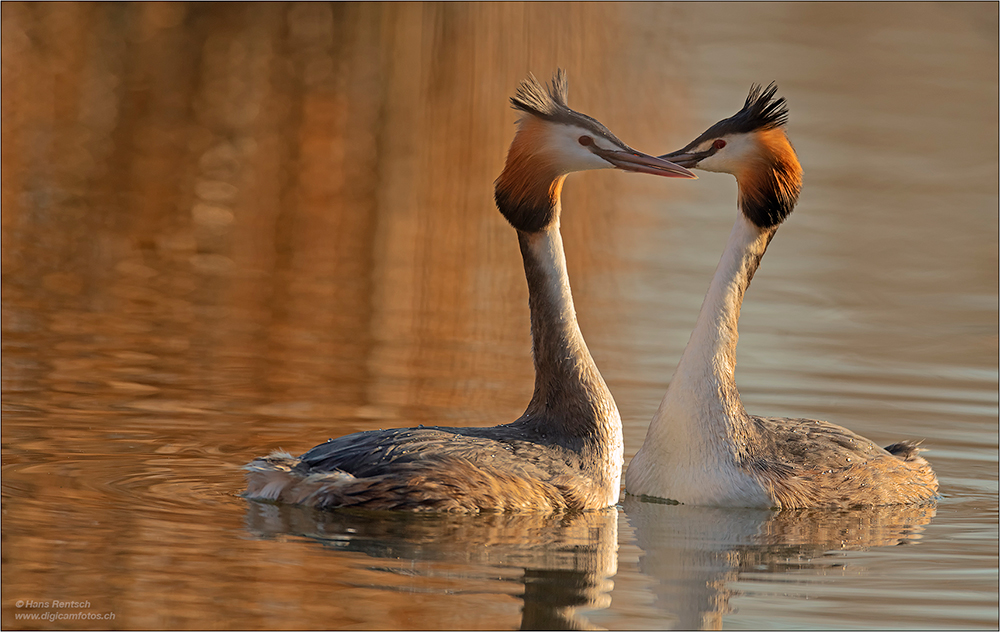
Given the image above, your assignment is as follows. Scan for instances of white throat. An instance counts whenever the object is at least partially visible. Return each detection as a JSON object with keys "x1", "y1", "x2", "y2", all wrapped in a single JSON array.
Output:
[
  {"x1": 517, "y1": 222, "x2": 624, "y2": 507},
  {"x1": 668, "y1": 211, "x2": 769, "y2": 404},
  {"x1": 626, "y1": 212, "x2": 774, "y2": 505}
]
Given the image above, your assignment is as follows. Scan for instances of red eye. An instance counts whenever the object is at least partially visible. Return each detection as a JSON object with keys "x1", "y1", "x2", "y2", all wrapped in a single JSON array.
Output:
[
  {"x1": 578, "y1": 136, "x2": 593, "y2": 146},
  {"x1": 713, "y1": 139, "x2": 727, "y2": 149}
]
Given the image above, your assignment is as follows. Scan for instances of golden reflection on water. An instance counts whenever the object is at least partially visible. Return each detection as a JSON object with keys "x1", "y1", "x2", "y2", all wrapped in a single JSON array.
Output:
[
  {"x1": 2, "y1": 2, "x2": 996, "y2": 630},
  {"x1": 622, "y1": 497, "x2": 937, "y2": 630},
  {"x1": 246, "y1": 505, "x2": 619, "y2": 630}
]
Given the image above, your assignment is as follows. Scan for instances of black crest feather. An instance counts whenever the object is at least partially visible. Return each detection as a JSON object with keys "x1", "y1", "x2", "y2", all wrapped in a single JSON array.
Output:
[
  {"x1": 511, "y1": 69, "x2": 570, "y2": 121},
  {"x1": 698, "y1": 82, "x2": 788, "y2": 139},
  {"x1": 507, "y1": 69, "x2": 627, "y2": 147},
  {"x1": 739, "y1": 82, "x2": 789, "y2": 131}
]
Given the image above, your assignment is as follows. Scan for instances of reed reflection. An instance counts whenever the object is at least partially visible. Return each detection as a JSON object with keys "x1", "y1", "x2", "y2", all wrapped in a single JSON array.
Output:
[
  {"x1": 623, "y1": 496, "x2": 936, "y2": 630},
  {"x1": 245, "y1": 504, "x2": 618, "y2": 630}
]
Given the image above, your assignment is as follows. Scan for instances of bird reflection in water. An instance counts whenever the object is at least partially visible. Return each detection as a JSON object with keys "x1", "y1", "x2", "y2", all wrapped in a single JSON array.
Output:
[
  {"x1": 623, "y1": 496, "x2": 936, "y2": 630},
  {"x1": 245, "y1": 504, "x2": 619, "y2": 630}
]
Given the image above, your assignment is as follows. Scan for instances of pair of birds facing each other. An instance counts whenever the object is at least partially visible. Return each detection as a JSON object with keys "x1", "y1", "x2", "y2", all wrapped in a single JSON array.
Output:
[{"x1": 244, "y1": 70, "x2": 938, "y2": 513}]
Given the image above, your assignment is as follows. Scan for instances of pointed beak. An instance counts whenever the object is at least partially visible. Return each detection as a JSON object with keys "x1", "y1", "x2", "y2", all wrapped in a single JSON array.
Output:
[
  {"x1": 592, "y1": 147, "x2": 697, "y2": 179},
  {"x1": 658, "y1": 147, "x2": 714, "y2": 169}
]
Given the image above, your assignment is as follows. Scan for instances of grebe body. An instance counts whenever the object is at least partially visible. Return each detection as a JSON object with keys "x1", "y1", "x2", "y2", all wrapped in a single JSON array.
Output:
[
  {"x1": 625, "y1": 85, "x2": 938, "y2": 509},
  {"x1": 245, "y1": 71, "x2": 695, "y2": 513}
]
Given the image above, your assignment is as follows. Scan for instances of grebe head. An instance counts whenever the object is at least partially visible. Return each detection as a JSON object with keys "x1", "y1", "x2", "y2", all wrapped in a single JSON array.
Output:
[
  {"x1": 495, "y1": 69, "x2": 696, "y2": 233},
  {"x1": 660, "y1": 83, "x2": 803, "y2": 229}
]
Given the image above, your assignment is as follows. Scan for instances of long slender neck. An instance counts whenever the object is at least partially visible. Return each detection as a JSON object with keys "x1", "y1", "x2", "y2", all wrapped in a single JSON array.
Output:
[
  {"x1": 661, "y1": 211, "x2": 775, "y2": 433},
  {"x1": 515, "y1": 213, "x2": 618, "y2": 441}
]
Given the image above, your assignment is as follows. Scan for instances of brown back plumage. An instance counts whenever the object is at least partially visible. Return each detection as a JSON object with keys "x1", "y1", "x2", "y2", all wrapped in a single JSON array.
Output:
[
  {"x1": 245, "y1": 448, "x2": 608, "y2": 513},
  {"x1": 741, "y1": 417, "x2": 939, "y2": 509}
]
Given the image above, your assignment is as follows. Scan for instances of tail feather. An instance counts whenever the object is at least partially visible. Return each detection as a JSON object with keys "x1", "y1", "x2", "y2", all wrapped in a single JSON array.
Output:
[
  {"x1": 884, "y1": 440, "x2": 925, "y2": 462},
  {"x1": 244, "y1": 450, "x2": 310, "y2": 502}
]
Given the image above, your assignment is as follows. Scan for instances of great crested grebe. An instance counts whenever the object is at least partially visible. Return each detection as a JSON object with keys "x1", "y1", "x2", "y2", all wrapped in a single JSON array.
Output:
[
  {"x1": 244, "y1": 70, "x2": 696, "y2": 513},
  {"x1": 625, "y1": 84, "x2": 938, "y2": 508}
]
